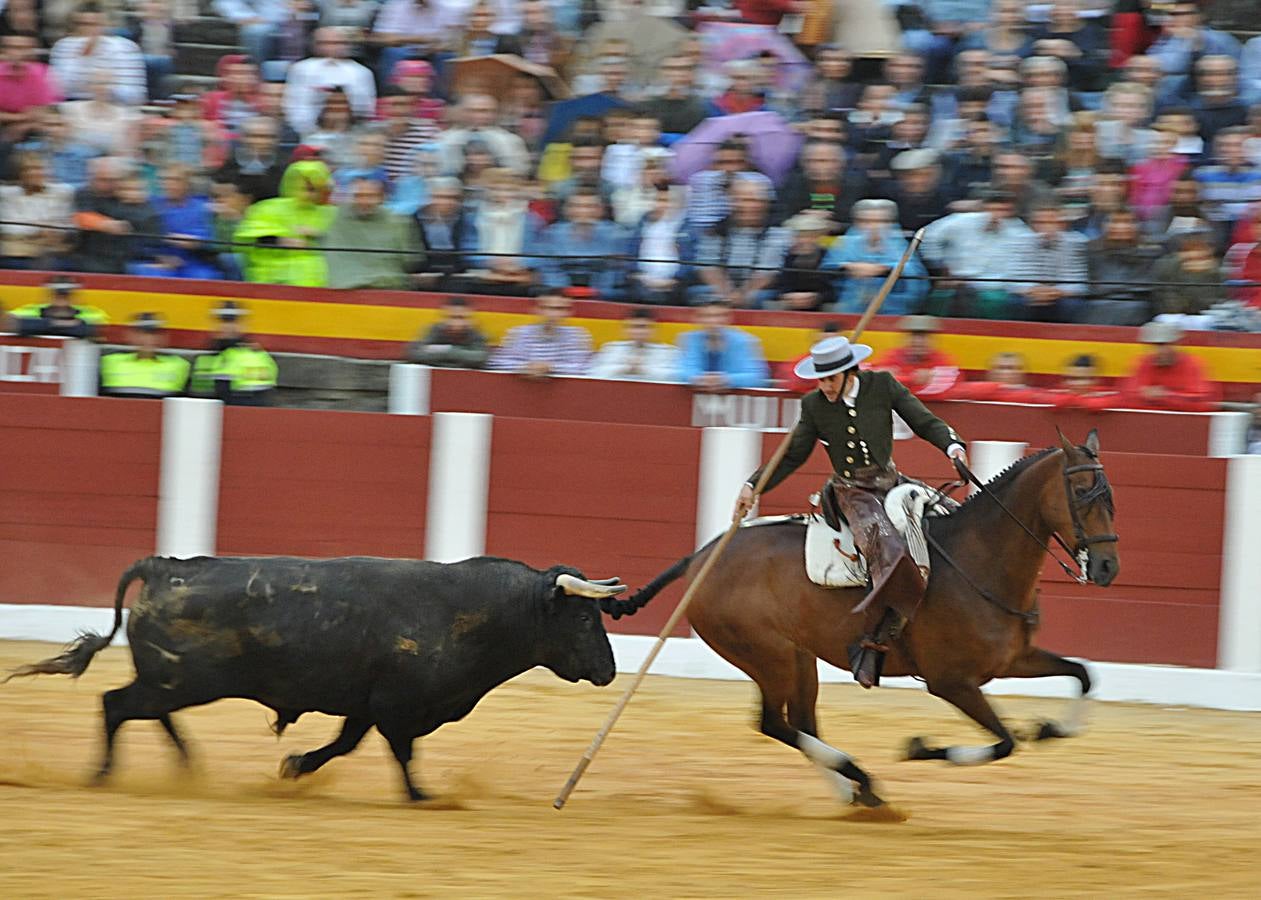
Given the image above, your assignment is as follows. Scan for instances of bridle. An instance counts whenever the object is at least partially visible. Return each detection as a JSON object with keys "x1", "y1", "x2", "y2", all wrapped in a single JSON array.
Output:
[{"x1": 922, "y1": 447, "x2": 1119, "y2": 628}]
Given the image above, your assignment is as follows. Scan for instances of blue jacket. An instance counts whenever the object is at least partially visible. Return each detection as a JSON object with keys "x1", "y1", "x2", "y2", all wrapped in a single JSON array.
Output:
[
  {"x1": 824, "y1": 227, "x2": 928, "y2": 315},
  {"x1": 529, "y1": 220, "x2": 627, "y2": 298},
  {"x1": 675, "y1": 327, "x2": 771, "y2": 389}
]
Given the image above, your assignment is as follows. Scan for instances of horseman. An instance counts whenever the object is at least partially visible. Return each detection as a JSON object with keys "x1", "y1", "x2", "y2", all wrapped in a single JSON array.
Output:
[{"x1": 734, "y1": 336, "x2": 967, "y2": 689}]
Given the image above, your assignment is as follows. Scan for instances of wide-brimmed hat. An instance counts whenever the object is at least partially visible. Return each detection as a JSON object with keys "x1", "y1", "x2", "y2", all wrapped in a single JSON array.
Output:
[{"x1": 793, "y1": 336, "x2": 873, "y2": 379}]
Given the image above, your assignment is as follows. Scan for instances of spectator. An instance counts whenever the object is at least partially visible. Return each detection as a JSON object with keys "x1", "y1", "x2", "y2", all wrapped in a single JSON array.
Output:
[
  {"x1": 438, "y1": 94, "x2": 530, "y2": 178},
  {"x1": 551, "y1": 135, "x2": 615, "y2": 208},
  {"x1": 14, "y1": 106, "x2": 98, "y2": 190},
  {"x1": 209, "y1": 180, "x2": 248, "y2": 278},
  {"x1": 920, "y1": 189, "x2": 1031, "y2": 318},
  {"x1": 499, "y1": 73, "x2": 548, "y2": 155},
  {"x1": 1124, "y1": 52, "x2": 1166, "y2": 102},
  {"x1": 301, "y1": 86, "x2": 360, "y2": 168},
  {"x1": 601, "y1": 113, "x2": 659, "y2": 192},
  {"x1": 71, "y1": 158, "x2": 132, "y2": 273},
  {"x1": 1148, "y1": 1, "x2": 1240, "y2": 104},
  {"x1": 1074, "y1": 162, "x2": 1131, "y2": 240},
  {"x1": 62, "y1": 67, "x2": 141, "y2": 157},
  {"x1": 942, "y1": 116, "x2": 1001, "y2": 200},
  {"x1": 321, "y1": 0, "x2": 381, "y2": 49},
  {"x1": 379, "y1": 85, "x2": 439, "y2": 184},
  {"x1": 109, "y1": 174, "x2": 164, "y2": 271},
  {"x1": 214, "y1": 115, "x2": 287, "y2": 203},
  {"x1": 49, "y1": 2, "x2": 147, "y2": 105},
  {"x1": 1010, "y1": 85, "x2": 1066, "y2": 158},
  {"x1": 684, "y1": 138, "x2": 773, "y2": 234},
  {"x1": 611, "y1": 149, "x2": 676, "y2": 227},
  {"x1": 154, "y1": 90, "x2": 226, "y2": 172},
  {"x1": 626, "y1": 184, "x2": 688, "y2": 305},
  {"x1": 1129, "y1": 126, "x2": 1188, "y2": 223},
  {"x1": 1121, "y1": 321, "x2": 1218, "y2": 411},
  {"x1": 322, "y1": 177, "x2": 423, "y2": 289},
  {"x1": 234, "y1": 159, "x2": 338, "y2": 286},
  {"x1": 530, "y1": 187, "x2": 625, "y2": 300},
  {"x1": 675, "y1": 299, "x2": 771, "y2": 391},
  {"x1": 214, "y1": 0, "x2": 287, "y2": 74},
  {"x1": 692, "y1": 176, "x2": 789, "y2": 309},
  {"x1": 957, "y1": 0, "x2": 1034, "y2": 70},
  {"x1": 1151, "y1": 229, "x2": 1224, "y2": 317},
  {"x1": 1245, "y1": 36, "x2": 1261, "y2": 107},
  {"x1": 413, "y1": 176, "x2": 476, "y2": 292},
  {"x1": 0, "y1": 154, "x2": 74, "y2": 270},
  {"x1": 885, "y1": 52, "x2": 930, "y2": 109},
  {"x1": 371, "y1": 0, "x2": 464, "y2": 83},
  {"x1": 774, "y1": 140, "x2": 865, "y2": 234},
  {"x1": 466, "y1": 168, "x2": 538, "y2": 295},
  {"x1": 388, "y1": 59, "x2": 444, "y2": 123},
  {"x1": 1192, "y1": 55, "x2": 1248, "y2": 146},
  {"x1": 405, "y1": 297, "x2": 491, "y2": 370},
  {"x1": 773, "y1": 212, "x2": 833, "y2": 312},
  {"x1": 990, "y1": 149, "x2": 1053, "y2": 217},
  {"x1": 806, "y1": 44, "x2": 861, "y2": 113},
  {"x1": 1009, "y1": 199, "x2": 1088, "y2": 322},
  {"x1": 1146, "y1": 174, "x2": 1217, "y2": 247},
  {"x1": 640, "y1": 53, "x2": 711, "y2": 138},
  {"x1": 254, "y1": 80, "x2": 300, "y2": 151},
  {"x1": 824, "y1": 198, "x2": 927, "y2": 316},
  {"x1": 928, "y1": 80, "x2": 995, "y2": 151},
  {"x1": 1084, "y1": 209, "x2": 1158, "y2": 325},
  {"x1": 5, "y1": 275, "x2": 107, "y2": 338},
  {"x1": 872, "y1": 314, "x2": 961, "y2": 398},
  {"x1": 1194, "y1": 127, "x2": 1261, "y2": 233},
  {"x1": 589, "y1": 308, "x2": 680, "y2": 382},
  {"x1": 283, "y1": 26, "x2": 376, "y2": 136},
  {"x1": 0, "y1": 31, "x2": 61, "y2": 146},
  {"x1": 1044, "y1": 353, "x2": 1120, "y2": 410},
  {"x1": 949, "y1": 351, "x2": 1042, "y2": 402},
  {"x1": 490, "y1": 291, "x2": 593, "y2": 378},
  {"x1": 189, "y1": 301, "x2": 279, "y2": 406},
  {"x1": 99, "y1": 312, "x2": 191, "y2": 399},
  {"x1": 707, "y1": 59, "x2": 766, "y2": 118},
  {"x1": 455, "y1": 1, "x2": 499, "y2": 56},
  {"x1": 125, "y1": 0, "x2": 177, "y2": 100},
  {"x1": 1096, "y1": 81, "x2": 1156, "y2": 165},
  {"x1": 332, "y1": 128, "x2": 390, "y2": 197},
  {"x1": 1047, "y1": 111, "x2": 1099, "y2": 218},
  {"x1": 200, "y1": 54, "x2": 261, "y2": 138},
  {"x1": 1158, "y1": 106, "x2": 1205, "y2": 162},
  {"x1": 509, "y1": 0, "x2": 569, "y2": 69},
  {"x1": 886, "y1": 148, "x2": 954, "y2": 233},
  {"x1": 265, "y1": 0, "x2": 321, "y2": 80},
  {"x1": 130, "y1": 164, "x2": 221, "y2": 280},
  {"x1": 1030, "y1": 0, "x2": 1108, "y2": 94}
]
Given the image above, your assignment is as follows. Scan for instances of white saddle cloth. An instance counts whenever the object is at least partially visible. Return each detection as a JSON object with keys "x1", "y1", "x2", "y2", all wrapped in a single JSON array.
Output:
[{"x1": 799, "y1": 482, "x2": 955, "y2": 588}]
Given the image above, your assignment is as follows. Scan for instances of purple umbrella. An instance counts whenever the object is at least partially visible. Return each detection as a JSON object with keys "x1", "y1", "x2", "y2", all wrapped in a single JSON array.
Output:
[
  {"x1": 668, "y1": 112, "x2": 804, "y2": 186},
  {"x1": 698, "y1": 22, "x2": 813, "y2": 94}
]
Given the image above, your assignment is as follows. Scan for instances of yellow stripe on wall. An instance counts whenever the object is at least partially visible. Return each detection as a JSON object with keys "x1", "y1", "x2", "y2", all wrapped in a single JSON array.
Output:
[{"x1": 13, "y1": 285, "x2": 1259, "y2": 384}]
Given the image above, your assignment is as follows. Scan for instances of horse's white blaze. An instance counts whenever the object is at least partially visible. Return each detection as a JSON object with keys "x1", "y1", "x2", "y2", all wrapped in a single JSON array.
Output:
[
  {"x1": 797, "y1": 733, "x2": 850, "y2": 769},
  {"x1": 945, "y1": 744, "x2": 995, "y2": 766}
]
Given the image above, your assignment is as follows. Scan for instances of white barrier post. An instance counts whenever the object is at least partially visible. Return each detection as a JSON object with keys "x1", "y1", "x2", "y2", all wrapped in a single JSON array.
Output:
[
  {"x1": 1218, "y1": 456, "x2": 1261, "y2": 672},
  {"x1": 388, "y1": 363, "x2": 431, "y2": 415},
  {"x1": 157, "y1": 397, "x2": 224, "y2": 557},
  {"x1": 695, "y1": 426, "x2": 762, "y2": 548},
  {"x1": 1208, "y1": 411, "x2": 1251, "y2": 457},
  {"x1": 968, "y1": 440, "x2": 1027, "y2": 492},
  {"x1": 425, "y1": 412, "x2": 493, "y2": 563},
  {"x1": 60, "y1": 339, "x2": 99, "y2": 397}
]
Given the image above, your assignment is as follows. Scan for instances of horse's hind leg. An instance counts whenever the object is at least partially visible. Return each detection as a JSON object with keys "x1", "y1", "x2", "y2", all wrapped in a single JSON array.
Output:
[
  {"x1": 753, "y1": 660, "x2": 883, "y2": 808},
  {"x1": 786, "y1": 649, "x2": 819, "y2": 738},
  {"x1": 906, "y1": 679, "x2": 1017, "y2": 766},
  {"x1": 999, "y1": 647, "x2": 1092, "y2": 740}
]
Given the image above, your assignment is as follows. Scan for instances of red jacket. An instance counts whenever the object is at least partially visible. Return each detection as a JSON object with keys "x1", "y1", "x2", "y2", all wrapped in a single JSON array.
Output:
[
  {"x1": 872, "y1": 347, "x2": 961, "y2": 397},
  {"x1": 734, "y1": 0, "x2": 800, "y2": 26},
  {"x1": 1240, "y1": 243, "x2": 1261, "y2": 309},
  {"x1": 1121, "y1": 352, "x2": 1219, "y2": 411}
]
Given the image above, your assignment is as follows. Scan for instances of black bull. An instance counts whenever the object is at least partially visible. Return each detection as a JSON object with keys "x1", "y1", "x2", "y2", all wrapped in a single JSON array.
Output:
[{"x1": 7, "y1": 555, "x2": 627, "y2": 801}]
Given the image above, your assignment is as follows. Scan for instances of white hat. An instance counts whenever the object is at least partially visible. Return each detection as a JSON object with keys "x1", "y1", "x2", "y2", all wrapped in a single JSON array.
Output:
[{"x1": 792, "y1": 336, "x2": 873, "y2": 379}]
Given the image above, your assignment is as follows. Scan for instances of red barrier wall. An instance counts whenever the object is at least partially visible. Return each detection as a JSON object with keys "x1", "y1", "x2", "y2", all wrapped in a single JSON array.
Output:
[
  {"x1": 0, "y1": 395, "x2": 160, "y2": 604},
  {"x1": 217, "y1": 408, "x2": 431, "y2": 559},
  {"x1": 428, "y1": 370, "x2": 1223, "y2": 457},
  {"x1": 484, "y1": 417, "x2": 700, "y2": 637}
]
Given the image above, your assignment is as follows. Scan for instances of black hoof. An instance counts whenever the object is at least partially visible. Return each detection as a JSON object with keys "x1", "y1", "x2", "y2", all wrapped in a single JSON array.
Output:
[
  {"x1": 89, "y1": 768, "x2": 111, "y2": 787},
  {"x1": 406, "y1": 787, "x2": 431, "y2": 803},
  {"x1": 905, "y1": 736, "x2": 932, "y2": 761},
  {"x1": 278, "y1": 754, "x2": 304, "y2": 780},
  {"x1": 855, "y1": 786, "x2": 885, "y2": 808},
  {"x1": 1035, "y1": 720, "x2": 1068, "y2": 741}
]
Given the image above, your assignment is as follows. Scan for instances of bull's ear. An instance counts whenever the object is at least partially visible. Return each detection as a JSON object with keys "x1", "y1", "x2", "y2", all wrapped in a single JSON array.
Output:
[
  {"x1": 1084, "y1": 428, "x2": 1100, "y2": 455},
  {"x1": 555, "y1": 573, "x2": 627, "y2": 599}
]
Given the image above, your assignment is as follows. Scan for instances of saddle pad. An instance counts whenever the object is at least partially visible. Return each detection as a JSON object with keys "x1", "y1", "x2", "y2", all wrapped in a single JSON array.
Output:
[{"x1": 805, "y1": 515, "x2": 868, "y2": 588}]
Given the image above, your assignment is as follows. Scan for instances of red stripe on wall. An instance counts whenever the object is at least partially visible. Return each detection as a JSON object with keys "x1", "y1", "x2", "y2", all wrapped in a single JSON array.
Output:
[
  {"x1": 484, "y1": 417, "x2": 701, "y2": 637},
  {"x1": 216, "y1": 408, "x2": 430, "y2": 559}
]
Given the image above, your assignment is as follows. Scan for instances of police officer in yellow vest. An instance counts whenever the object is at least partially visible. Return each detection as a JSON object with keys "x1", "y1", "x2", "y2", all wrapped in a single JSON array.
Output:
[
  {"x1": 189, "y1": 301, "x2": 278, "y2": 406},
  {"x1": 7, "y1": 277, "x2": 109, "y2": 339},
  {"x1": 99, "y1": 313, "x2": 191, "y2": 398}
]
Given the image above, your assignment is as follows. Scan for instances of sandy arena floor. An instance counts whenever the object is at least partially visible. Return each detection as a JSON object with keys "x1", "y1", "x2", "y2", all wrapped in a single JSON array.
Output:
[{"x1": 0, "y1": 640, "x2": 1258, "y2": 899}]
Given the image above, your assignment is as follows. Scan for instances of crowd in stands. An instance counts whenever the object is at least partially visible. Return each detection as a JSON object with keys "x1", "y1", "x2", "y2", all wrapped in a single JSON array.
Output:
[{"x1": 2, "y1": 1, "x2": 1261, "y2": 334}]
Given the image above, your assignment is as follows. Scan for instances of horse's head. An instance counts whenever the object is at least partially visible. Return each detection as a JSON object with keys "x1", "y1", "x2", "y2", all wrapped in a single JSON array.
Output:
[{"x1": 1050, "y1": 428, "x2": 1120, "y2": 586}]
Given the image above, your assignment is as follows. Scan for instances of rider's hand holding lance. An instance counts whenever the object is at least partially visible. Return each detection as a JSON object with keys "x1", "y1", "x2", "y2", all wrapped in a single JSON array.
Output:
[{"x1": 732, "y1": 336, "x2": 967, "y2": 689}]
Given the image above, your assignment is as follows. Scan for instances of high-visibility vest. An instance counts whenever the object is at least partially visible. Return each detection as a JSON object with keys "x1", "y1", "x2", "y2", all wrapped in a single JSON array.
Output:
[
  {"x1": 190, "y1": 345, "x2": 278, "y2": 396},
  {"x1": 99, "y1": 352, "x2": 191, "y2": 397},
  {"x1": 9, "y1": 302, "x2": 109, "y2": 324}
]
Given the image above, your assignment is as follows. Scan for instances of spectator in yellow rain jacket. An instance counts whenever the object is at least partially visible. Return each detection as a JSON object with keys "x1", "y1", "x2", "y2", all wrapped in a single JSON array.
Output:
[{"x1": 233, "y1": 159, "x2": 337, "y2": 286}]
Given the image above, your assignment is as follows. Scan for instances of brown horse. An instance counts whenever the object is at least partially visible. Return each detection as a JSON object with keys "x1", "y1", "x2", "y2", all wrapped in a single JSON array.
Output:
[{"x1": 602, "y1": 430, "x2": 1119, "y2": 807}]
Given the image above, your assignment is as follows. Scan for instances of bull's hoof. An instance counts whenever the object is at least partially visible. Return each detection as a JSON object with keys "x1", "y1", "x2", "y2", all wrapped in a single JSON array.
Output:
[
  {"x1": 405, "y1": 787, "x2": 431, "y2": 803},
  {"x1": 279, "y1": 754, "x2": 305, "y2": 780},
  {"x1": 89, "y1": 767, "x2": 111, "y2": 787},
  {"x1": 1034, "y1": 720, "x2": 1069, "y2": 741}
]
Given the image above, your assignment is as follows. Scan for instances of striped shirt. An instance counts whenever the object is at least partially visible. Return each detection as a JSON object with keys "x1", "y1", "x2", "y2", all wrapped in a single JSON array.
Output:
[
  {"x1": 48, "y1": 35, "x2": 147, "y2": 106},
  {"x1": 489, "y1": 324, "x2": 592, "y2": 376},
  {"x1": 384, "y1": 120, "x2": 440, "y2": 183},
  {"x1": 1009, "y1": 231, "x2": 1089, "y2": 296},
  {"x1": 1192, "y1": 164, "x2": 1261, "y2": 223}
]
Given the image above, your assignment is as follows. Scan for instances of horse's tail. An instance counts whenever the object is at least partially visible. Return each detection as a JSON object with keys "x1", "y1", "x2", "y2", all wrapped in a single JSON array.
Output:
[
  {"x1": 600, "y1": 551, "x2": 697, "y2": 620},
  {"x1": 4, "y1": 558, "x2": 151, "y2": 683}
]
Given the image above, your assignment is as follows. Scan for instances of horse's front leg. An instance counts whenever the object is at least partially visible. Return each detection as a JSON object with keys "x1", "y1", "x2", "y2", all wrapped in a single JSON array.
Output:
[
  {"x1": 999, "y1": 646, "x2": 1093, "y2": 741},
  {"x1": 905, "y1": 679, "x2": 1017, "y2": 765}
]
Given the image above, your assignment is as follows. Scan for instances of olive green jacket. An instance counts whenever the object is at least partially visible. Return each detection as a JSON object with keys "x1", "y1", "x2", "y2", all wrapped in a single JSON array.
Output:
[{"x1": 750, "y1": 369, "x2": 962, "y2": 492}]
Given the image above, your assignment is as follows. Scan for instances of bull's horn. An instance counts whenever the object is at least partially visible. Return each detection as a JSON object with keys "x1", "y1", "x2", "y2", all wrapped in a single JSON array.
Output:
[
  {"x1": 555, "y1": 573, "x2": 628, "y2": 598},
  {"x1": 589, "y1": 577, "x2": 621, "y2": 586}
]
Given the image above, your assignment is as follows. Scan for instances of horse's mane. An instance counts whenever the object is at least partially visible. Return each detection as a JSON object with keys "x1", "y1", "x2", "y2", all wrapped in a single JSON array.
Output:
[{"x1": 952, "y1": 445, "x2": 1060, "y2": 513}]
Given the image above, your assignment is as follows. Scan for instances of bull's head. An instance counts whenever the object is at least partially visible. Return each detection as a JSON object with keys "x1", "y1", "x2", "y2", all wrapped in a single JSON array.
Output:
[{"x1": 542, "y1": 570, "x2": 625, "y2": 687}]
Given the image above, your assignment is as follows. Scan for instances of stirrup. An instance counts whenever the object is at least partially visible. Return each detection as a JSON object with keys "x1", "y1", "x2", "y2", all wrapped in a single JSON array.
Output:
[{"x1": 848, "y1": 641, "x2": 887, "y2": 689}]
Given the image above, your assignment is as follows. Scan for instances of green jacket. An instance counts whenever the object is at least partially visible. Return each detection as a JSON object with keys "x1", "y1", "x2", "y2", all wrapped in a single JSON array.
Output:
[
  {"x1": 234, "y1": 161, "x2": 337, "y2": 287},
  {"x1": 99, "y1": 352, "x2": 190, "y2": 397},
  {"x1": 322, "y1": 206, "x2": 425, "y2": 290},
  {"x1": 752, "y1": 369, "x2": 962, "y2": 491},
  {"x1": 189, "y1": 344, "x2": 278, "y2": 397}
]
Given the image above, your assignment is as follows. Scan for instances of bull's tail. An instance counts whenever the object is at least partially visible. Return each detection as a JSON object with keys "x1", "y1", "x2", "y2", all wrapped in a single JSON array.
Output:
[
  {"x1": 600, "y1": 552, "x2": 696, "y2": 620},
  {"x1": 4, "y1": 558, "x2": 152, "y2": 683}
]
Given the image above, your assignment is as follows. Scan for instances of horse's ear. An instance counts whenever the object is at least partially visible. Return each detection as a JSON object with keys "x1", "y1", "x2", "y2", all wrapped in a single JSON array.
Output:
[
  {"x1": 1055, "y1": 426, "x2": 1074, "y2": 455},
  {"x1": 1084, "y1": 428, "x2": 1100, "y2": 454}
]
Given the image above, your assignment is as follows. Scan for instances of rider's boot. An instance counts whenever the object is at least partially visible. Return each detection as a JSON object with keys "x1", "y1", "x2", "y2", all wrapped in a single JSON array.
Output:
[{"x1": 849, "y1": 607, "x2": 906, "y2": 690}]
